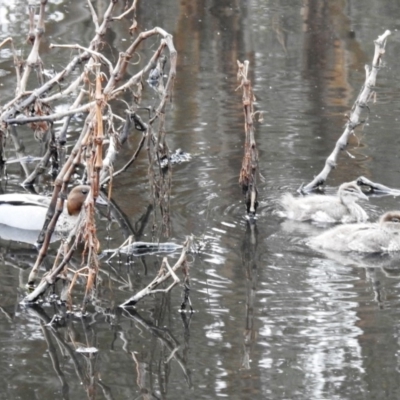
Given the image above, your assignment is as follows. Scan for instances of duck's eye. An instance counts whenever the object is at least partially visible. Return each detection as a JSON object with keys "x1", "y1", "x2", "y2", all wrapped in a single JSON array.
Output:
[
  {"x1": 81, "y1": 189, "x2": 89, "y2": 195},
  {"x1": 392, "y1": 218, "x2": 400, "y2": 223}
]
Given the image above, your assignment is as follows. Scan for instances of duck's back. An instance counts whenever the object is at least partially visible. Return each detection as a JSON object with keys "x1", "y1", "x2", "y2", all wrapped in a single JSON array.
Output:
[
  {"x1": 308, "y1": 223, "x2": 394, "y2": 252},
  {"x1": 280, "y1": 193, "x2": 350, "y2": 222},
  {"x1": 0, "y1": 203, "x2": 48, "y2": 231},
  {"x1": 0, "y1": 186, "x2": 91, "y2": 243},
  {"x1": 0, "y1": 193, "x2": 54, "y2": 231},
  {"x1": 348, "y1": 227, "x2": 400, "y2": 252},
  {"x1": 0, "y1": 193, "x2": 50, "y2": 206}
]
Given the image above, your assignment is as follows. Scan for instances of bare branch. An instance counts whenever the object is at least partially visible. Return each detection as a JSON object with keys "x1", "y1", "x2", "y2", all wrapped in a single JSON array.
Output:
[
  {"x1": 302, "y1": 30, "x2": 391, "y2": 193},
  {"x1": 120, "y1": 237, "x2": 192, "y2": 307}
]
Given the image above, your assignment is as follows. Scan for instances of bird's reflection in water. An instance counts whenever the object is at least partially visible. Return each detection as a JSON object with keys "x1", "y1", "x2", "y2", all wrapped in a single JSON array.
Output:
[
  {"x1": 315, "y1": 248, "x2": 400, "y2": 272},
  {"x1": 280, "y1": 219, "x2": 328, "y2": 238}
]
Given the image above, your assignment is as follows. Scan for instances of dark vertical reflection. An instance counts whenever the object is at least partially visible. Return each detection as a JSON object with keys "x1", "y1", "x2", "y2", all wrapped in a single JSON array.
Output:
[
  {"x1": 239, "y1": 222, "x2": 261, "y2": 395},
  {"x1": 302, "y1": 0, "x2": 372, "y2": 182},
  {"x1": 171, "y1": 0, "x2": 255, "y2": 161},
  {"x1": 172, "y1": 0, "x2": 204, "y2": 137}
]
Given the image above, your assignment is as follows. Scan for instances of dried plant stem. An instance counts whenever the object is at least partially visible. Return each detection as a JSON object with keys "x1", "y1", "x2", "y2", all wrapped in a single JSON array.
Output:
[
  {"x1": 25, "y1": 233, "x2": 80, "y2": 302},
  {"x1": 18, "y1": 0, "x2": 48, "y2": 95},
  {"x1": 0, "y1": 37, "x2": 13, "y2": 50},
  {"x1": 27, "y1": 127, "x2": 88, "y2": 285},
  {"x1": 237, "y1": 60, "x2": 259, "y2": 217},
  {"x1": 5, "y1": 103, "x2": 94, "y2": 125},
  {"x1": 0, "y1": 0, "x2": 119, "y2": 122}
]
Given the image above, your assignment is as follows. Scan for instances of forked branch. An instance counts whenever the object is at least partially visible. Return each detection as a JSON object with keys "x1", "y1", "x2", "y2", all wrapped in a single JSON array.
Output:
[{"x1": 120, "y1": 237, "x2": 192, "y2": 307}]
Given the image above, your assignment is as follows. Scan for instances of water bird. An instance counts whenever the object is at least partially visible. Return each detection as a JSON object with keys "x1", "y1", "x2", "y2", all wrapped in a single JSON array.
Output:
[
  {"x1": 0, "y1": 185, "x2": 99, "y2": 243},
  {"x1": 308, "y1": 211, "x2": 400, "y2": 253},
  {"x1": 280, "y1": 181, "x2": 368, "y2": 223}
]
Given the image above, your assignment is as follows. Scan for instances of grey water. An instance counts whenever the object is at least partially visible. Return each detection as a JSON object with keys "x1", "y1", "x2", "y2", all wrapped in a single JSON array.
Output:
[{"x1": 1, "y1": 0, "x2": 400, "y2": 399}]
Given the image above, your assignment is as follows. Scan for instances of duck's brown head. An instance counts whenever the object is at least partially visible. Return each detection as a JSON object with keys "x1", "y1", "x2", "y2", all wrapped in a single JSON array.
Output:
[
  {"x1": 67, "y1": 185, "x2": 90, "y2": 216},
  {"x1": 379, "y1": 211, "x2": 400, "y2": 226}
]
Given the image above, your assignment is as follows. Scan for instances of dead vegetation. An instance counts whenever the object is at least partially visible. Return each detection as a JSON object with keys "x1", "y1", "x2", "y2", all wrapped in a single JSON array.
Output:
[
  {"x1": 0, "y1": 0, "x2": 189, "y2": 308},
  {"x1": 237, "y1": 60, "x2": 259, "y2": 220}
]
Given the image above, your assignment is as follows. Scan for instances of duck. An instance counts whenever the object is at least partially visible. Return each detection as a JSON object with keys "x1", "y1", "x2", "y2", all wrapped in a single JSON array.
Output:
[
  {"x1": 0, "y1": 185, "x2": 97, "y2": 244},
  {"x1": 279, "y1": 181, "x2": 368, "y2": 223},
  {"x1": 308, "y1": 211, "x2": 400, "y2": 253}
]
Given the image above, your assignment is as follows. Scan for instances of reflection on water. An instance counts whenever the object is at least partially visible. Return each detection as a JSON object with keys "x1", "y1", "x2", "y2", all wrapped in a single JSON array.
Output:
[{"x1": 1, "y1": 0, "x2": 400, "y2": 399}]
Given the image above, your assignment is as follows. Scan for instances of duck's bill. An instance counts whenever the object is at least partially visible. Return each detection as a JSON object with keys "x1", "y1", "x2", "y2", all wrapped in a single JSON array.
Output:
[
  {"x1": 359, "y1": 191, "x2": 369, "y2": 201},
  {"x1": 96, "y1": 195, "x2": 108, "y2": 206}
]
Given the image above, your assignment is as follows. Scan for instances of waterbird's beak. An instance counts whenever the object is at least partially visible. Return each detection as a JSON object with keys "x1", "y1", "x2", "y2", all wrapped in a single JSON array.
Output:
[
  {"x1": 96, "y1": 194, "x2": 108, "y2": 206},
  {"x1": 359, "y1": 191, "x2": 369, "y2": 201}
]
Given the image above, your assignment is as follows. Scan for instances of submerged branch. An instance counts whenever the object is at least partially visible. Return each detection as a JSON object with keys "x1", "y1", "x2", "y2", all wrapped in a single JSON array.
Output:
[
  {"x1": 357, "y1": 176, "x2": 400, "y2": 196},
  {"x1": 120, "y1": 237, "x2": 192, "y2": 307}
]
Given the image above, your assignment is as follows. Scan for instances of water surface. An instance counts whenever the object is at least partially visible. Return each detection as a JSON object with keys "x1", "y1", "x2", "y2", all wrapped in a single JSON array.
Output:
[{"x1": 1, "y1": 0, "x2": 400, "y2": 399}]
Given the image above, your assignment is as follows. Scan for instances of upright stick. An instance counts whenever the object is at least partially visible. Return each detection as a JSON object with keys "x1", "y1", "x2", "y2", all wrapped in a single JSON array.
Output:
[{"x1": 237, "y1": 60, "x2": 259, "y2": 219}]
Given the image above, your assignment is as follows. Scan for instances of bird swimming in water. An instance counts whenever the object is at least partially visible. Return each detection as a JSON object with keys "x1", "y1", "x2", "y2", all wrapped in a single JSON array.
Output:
[
  {"x1": 279, "y1": 181, "x2": 368, "y2": 223},
  {"x1": 0, "y1": 185, "x2": 104, "y2": 244},
  {"x1": 308, "y1": 211, "x2": 400, "y2": 253}
]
